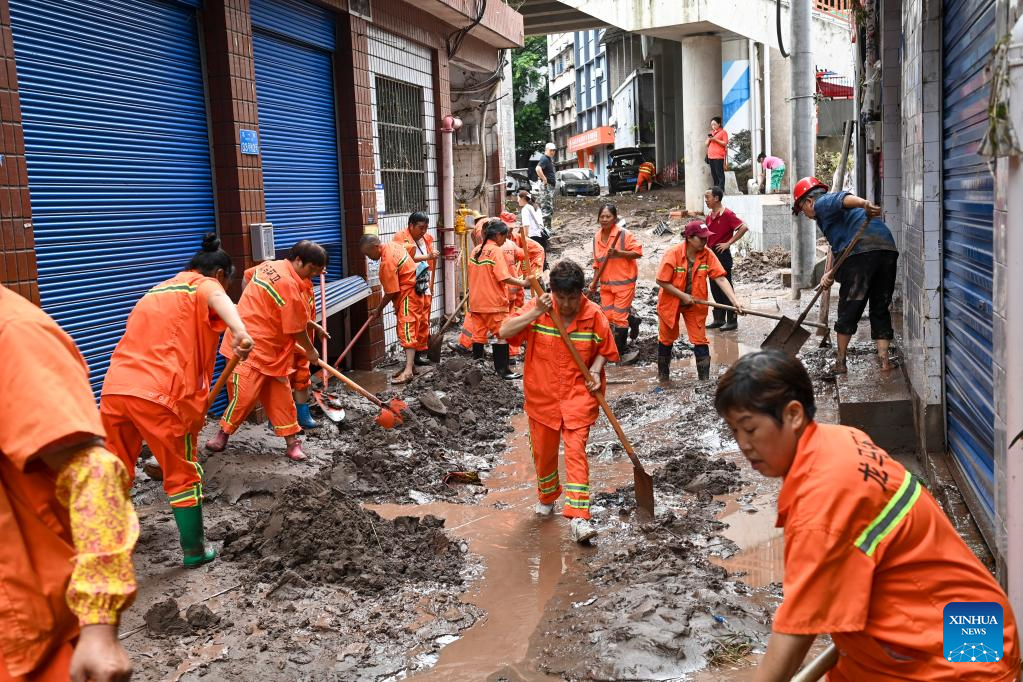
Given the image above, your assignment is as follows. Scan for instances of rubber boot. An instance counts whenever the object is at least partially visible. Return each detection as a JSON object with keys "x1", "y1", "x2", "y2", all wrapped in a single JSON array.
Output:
[
  {"x1": 613, "y1": 326, "x2": 629, "y2": 358},
  {"x1": 472, "y1": 342, "x2": 485, "y2": 361},
  {"x1": 493, "y1": 344, "x2": 521, "y2": 380},
  {"x1": 628, "y1": 312, "x2": 641, "y2": 341},
  {"x1": 172, "y1": 504, "x2": 216, "y2": 568},
  {"x1": 285, "y1": 439, "x2": 307, "y2": 462},
  {"x1": 696, "y1": 356, "x2": 711, "y2": 381},
  {"x1": 414, "y1": 350, "x2": 432, "y2": 366},
  {"x1": 296, "y1": 402, "x2": 319, "y2": 430},
  {"x1": 706, "y1": 308, "x2": 725, "y2": 330},
  {"x1": 205, "y1": 429, "x2": 229, "y2": 453},
  {"x1": 720, "y1": 310, "x2": 738, "y2": 332},
  {"x1": 657, "y1": 343, "x2": 672, "y2": 381}
]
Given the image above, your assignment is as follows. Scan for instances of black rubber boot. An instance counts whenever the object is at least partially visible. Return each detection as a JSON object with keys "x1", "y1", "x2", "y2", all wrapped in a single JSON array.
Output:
[
  {"x1": 696, "y1": 353, "x2": 711, "y2": 381},
  {"x1": 414, "y1": 350, "x2": 432, "y2": 366},
  {"x1": 493, "y1": 344, "x2": 521, "y2": 380},
  {"x1": 613, "y1": 326, "x2": 629, "y2": 358},
  {"x1": 657, "y1": 343, "x2": 672, "y2": 381},
  {"x1": 707, "y1": 308, "x2": 725, "y2": 329},
  {"x1": 628, "y1": 312, "x2": 641, "y2": 341},
  {"x1": 720, "y1": 310, "x2": 738, "y2": 332},
  {"x1": 472, "y1": 342, "x2": 485, "y2": 360}
]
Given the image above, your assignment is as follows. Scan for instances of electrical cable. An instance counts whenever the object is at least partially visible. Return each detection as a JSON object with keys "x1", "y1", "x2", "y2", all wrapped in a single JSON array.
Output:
[
  {"x1": 447, "y1": 0, "x2": 488, "y2": 61},
  {"x1": 777, "y1": 0, "x2": 789, "y2": 58}
]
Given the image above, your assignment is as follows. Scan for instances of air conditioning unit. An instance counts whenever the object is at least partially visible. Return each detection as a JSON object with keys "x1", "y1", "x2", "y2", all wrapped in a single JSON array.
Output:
[{"x1": 251, "y1": 223, "x2": 275, "y2": 261}]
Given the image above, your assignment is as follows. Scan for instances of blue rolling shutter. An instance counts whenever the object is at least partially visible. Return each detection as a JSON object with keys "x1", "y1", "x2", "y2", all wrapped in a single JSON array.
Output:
[
  {"x1": 942, "y1": 0, "x2": 996, "y2": 529},
  {"x1": 10, "y1": 0, "x2": 215, "y2": 398},
  {"x1": 251, "y1": 0, "x2": 344, "y2": 280}
]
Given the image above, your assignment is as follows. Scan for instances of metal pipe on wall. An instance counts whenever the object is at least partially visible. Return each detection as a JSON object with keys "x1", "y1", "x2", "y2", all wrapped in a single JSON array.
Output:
[{"x1": 440, "y1": 114, "x2": 462, "y2": 316}]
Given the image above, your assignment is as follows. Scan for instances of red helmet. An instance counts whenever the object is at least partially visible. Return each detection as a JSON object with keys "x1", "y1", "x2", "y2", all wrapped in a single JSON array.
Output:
[{"x1": 792, "y1": 176, "x2": 829, "y2": 214}]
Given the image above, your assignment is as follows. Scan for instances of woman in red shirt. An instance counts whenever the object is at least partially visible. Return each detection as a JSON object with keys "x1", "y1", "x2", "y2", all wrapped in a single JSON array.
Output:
[
  {"x1": 704, "y1": 186, "x2": 748, "y2": 331},
  {"x1": 705, "y1": 116, "x2": 728, "y2": 190}
]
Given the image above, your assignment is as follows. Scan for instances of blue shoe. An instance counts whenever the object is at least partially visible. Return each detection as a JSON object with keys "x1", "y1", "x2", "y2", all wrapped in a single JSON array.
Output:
[{"x1": 296, "y1": 403, "x2": 320, "y2": 430}]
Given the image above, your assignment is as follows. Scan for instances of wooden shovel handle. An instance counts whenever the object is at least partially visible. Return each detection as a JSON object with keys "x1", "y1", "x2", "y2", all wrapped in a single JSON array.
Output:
[
  {"x1": 793, "y1": 211, "x2": 873, "y2": 327},
  {"x1": 691, "y1": 299, "x2": 830, "y2": 331},
  {"x1": 791, "y1": 644, "x2": 839, "y2": 682},
  {"x1": 317, "y1": 359, "x2": 385, "y2": 409},
  {"x1": 528, "y1": 278, "x2": 646, "y2": 474},
  {"x1": 435, "y1": 290, "x2": 472, "y2": 336},
  {"x1": 207, "y1": 340, "x2": 252, "y2": 409},
  {"x1": 588, "y1": 231, "x2": 624, "y2": 295},
  {"x1": 333, "y1": 318, "x2": 373, "y2": 369}
]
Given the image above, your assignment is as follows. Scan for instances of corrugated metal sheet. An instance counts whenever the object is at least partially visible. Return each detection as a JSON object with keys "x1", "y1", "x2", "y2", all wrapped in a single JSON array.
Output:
[
  {"x1": 10, "y1": 0, "x2": 215, "y2": 398},
  {"x1": 252, "y1": 0, "x2": 344, "y2": 280},
  {"x1": 313, "y1": 275, "x2": 371, "y2": 318},
  {"x1": 942, "y1": 0, "x2": 996, "y2": 525}
]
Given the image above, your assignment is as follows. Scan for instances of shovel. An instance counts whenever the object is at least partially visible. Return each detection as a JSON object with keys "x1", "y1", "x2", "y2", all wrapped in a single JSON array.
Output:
[
  {"x1": 426, "y1": 290, "x2": 472, "y2": 363},
  {"x1": 691, "y1": 299, "x2": 830, "y2": 331},
  {"x1": 791, "y1": 644, "x2": 839, "y2": 682},
  {"x1": 207, "y1": 339, "x2": 253, "y2": 409},
  {"x1": 762, "y1": 212, "x2": 873, "y2": 355},
  {"x1": 586, "y1": 231, "x2": 624, "y2": 301},
  {"x1": 313, "y1": 273, "x2": 345, "y2": 423},
  {"x1": 316, "y1": 360, "x2": 411, "y2": 429},
  {"x1": 528, "y1": 278, "x2": 655, "y2": 519}
]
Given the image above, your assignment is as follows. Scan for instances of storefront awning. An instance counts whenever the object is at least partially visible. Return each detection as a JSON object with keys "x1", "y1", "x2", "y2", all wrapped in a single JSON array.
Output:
[{"x1": 568, "y1": 126, "x2": 614, "y2": 153}]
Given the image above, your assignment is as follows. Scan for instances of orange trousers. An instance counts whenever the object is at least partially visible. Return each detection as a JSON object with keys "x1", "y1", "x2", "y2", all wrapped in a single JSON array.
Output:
[
  {"x1": 658, "y1": 304, "x2": 709, "y2": 346},
  {"x1": 396, "y1": 290, "x2": 422, "y2": 350},
  {"x1": 458, "y1": 311, "x2": 480, "y2": 349},
  {"x1": 598, "y1": 285, "x2": 636, "y2": 328},
  {"x1": 415, "y1": 294, "x2": 432, "y2": 352},
  {"x1": 220, "y1": 362, "x2": 300, "y2": 437},
  {"x1": 291, "y1": 352, "x2": 311, "y2": 392},
  {"x1": 0, "y1": 641, "x2": 73, "y2": 682},
  {"x1": 100, "y1": 394, "x2": 203, "y2": 508},
  {"x1": 470, "y1": 311, "x2": 508, "y2": 344},
  {"x1": 635, "y1": 172, "x2": 653, "y2": 192},
  {"x1": 528, "y1": 417, "x2": 592, "y2": 519}
]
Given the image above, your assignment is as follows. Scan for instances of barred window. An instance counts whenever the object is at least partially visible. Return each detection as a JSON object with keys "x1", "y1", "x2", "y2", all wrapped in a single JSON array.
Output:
[{"x1": 376, "y1": 76, "x2": 425, "y2": 215}]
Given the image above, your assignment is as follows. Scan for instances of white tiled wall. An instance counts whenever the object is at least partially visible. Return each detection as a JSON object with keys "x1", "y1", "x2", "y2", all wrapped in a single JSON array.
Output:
[{"x1": 368, "y1": 26, "x2": 441, "y2": 349}]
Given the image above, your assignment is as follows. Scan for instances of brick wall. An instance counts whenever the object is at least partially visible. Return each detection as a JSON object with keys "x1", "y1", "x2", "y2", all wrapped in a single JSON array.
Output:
[
  {"x1": 0, "y1": 0, "x2": 35, "y2": 303},
  {"x1": 898, "y1": 0, "x2": 944, "y2": 451}
]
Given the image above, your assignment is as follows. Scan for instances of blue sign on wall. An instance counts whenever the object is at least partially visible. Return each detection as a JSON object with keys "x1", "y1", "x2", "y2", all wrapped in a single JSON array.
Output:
[{"x1": 240, "y1": 129, "x2": 260, "y2": 155}]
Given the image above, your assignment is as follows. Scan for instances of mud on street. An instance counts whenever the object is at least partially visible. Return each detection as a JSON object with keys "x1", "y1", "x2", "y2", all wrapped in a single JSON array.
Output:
[{"x1": 121, "y1": 187, "x2": 914, "y2": 680}]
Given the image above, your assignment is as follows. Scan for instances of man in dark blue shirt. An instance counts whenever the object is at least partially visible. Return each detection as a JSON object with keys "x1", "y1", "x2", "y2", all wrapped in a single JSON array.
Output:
[
  {"x1": 534, "y1": 143, "x2": 558, "y2": 233},
  {"x1": 793, "y1": 179, "x2": 898, "y2": 375}
]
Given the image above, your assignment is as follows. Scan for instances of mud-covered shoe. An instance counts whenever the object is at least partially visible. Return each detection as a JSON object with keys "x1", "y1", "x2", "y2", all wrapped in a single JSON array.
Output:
[
  {"x1": 414, "y1": 351, "x2": 432, "y2": 366},
  {"x1": 285, "y1": 440, "x2": 307, "y2": 462},
  {"x1": 535, "y1": 501, "x2": 556, "y2": 517},
  {"x1": 570, "y1": 518, "x2": 598, "y2": 544},
  {"x1": 696, "y1": 357, "x2": 711, "y2": 381},
  {"x1": 205, "y1": 429, "x2": 229, "y2": 453}
]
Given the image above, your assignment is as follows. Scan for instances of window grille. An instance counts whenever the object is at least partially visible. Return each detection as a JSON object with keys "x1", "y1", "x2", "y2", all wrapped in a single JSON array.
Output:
[{"x1": 376, "y1": 76, "x2": 425, "y2": 215}]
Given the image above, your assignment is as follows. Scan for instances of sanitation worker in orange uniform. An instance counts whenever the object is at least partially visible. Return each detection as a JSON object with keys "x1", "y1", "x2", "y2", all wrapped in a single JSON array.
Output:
[
  {"x1": 591, "y1": 203, "x2": 642, "y2": 361},
  {"x1": 1, "y1": 285, "x2": 138, "y2": 682},
  {"x1": 634, "y1": 160, "x2": 656, "y2": 193},
  {"x1": 499, "y1": 212, "x2": 527, "y2": 361},
  {"x1": 393, "y1": 211, "x2": 439, "y2": 367},
  {"x1": 715, "y1": 350, "x2": 1021, "y2": 682},
  {"x1": 655, "y1": 220, "x2": 743, "y2": 381},
  {"x1": 102, "y1": 234, "x2": 252, "y2": 568},
  {"x1": 468, "y1": 218, "x2": 528, "y2": 379},
  {"x1": 206, "y1": 240, "x2": 327, "y2": 462},
  {"x1": 500, "y1": 259, "x2": 619, "y2": 544},
  {"x1": 360, "y1": 233, "x2": 422, "y2": 384}
]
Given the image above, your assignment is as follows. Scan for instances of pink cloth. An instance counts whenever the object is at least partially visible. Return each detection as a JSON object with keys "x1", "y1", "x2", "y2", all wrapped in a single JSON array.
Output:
[{"x1": 761, "y1": 155, "x2": 784, "y2": 170}]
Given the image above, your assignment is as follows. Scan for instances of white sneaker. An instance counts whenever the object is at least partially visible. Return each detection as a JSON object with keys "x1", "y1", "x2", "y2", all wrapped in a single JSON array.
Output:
[
  {"x1": 535, "y1": 501, "x2": 556, "y2": 517},
  {"x1": 570, "y1": 518, "x2": 598, "y2": 543}
]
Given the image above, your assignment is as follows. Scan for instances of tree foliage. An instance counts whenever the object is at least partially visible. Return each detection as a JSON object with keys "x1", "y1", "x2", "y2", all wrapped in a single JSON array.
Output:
[{"x1": 511, "y1": 36, "x2": 550, "y2": 157}]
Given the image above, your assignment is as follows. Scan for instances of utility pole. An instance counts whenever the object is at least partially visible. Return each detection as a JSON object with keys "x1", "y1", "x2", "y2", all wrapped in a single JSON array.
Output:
[{"x1": 790, "y1": 0, "x2": 815, "y2": 295}]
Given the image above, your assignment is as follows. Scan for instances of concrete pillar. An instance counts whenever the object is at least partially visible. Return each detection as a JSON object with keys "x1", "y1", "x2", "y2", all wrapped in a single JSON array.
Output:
[
  {"x1": 653, "y1": 53, "x2": 664, "y2": 168},
  {"x1": 681, "y1": 35, "x2": 722, "y2": 212},
  {"x1": 790, "y1": 0, "x2": 815, "y2": 292},
  {"x1": 768, "y1": 47, "x2": 792, "y2": 182}
]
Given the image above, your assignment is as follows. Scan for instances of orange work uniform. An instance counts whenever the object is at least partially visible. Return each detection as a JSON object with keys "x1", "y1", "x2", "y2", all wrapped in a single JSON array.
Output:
[
  {"x1": 0, "y1": 286, "x2": 136, "y2": 680},
  {"x1": 508, "y1": 297, "x2": 619, "y2": 518},
  {"x1": 468, "y1": 241, "x2": 515, "y2": 343},
  {"x1": 220, "y1": 259, "x2": 310, "y2": 437},
  {"x1": 242, "y1": 266, "x2": 315, "y2": 394},
  {"x1": 501, "y1": 241, "x2": 527, "y2": 357},
  {"x1": 592, "y1": 225, "x2": 642, "y2": 328},
  {"x1": 101, "y1": 271, "x2": 227, "y2": 508},
  {"x1": 512, "y1": 232, "x2": 546, "y2": 280},
  {"x1": 393, "y1": 228, "x2": 435, "y2": 352},
  {"x1": 635, "y1": 161, "x2": 655, "y2": 191},
  {"x1": 379, "y1": 240, "x2": 420, "y2": 349},
  {"x1": 655, "y1": 244, "x2": 726, "y2": 346},
  {"x1": 774, "y1": 422, "x2": 1020, "y2": 681}
]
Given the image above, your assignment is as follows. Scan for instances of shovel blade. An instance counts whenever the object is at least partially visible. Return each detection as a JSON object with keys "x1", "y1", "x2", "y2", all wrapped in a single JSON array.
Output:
[
  {"x1": 427, "y1": 335, "x2": 443, "y2": 364},
  {"x1": 313, "y1": 391, "x2": 345, "y2": 423},
  {"x1": 633, "y1": 467, "x2": 655, "y2": 520},
  {"x1": 762, "y1": 316, "x2": 811, "y2": 356}
]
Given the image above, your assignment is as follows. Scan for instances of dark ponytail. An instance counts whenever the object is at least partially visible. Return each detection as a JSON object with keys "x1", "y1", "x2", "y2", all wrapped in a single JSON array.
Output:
[
  {"x1": 475, "y1": 218, "x2": 507, "y2": 260},
  {"x1": 188, "y1": 232, "x2": 234, "y2": 278}
]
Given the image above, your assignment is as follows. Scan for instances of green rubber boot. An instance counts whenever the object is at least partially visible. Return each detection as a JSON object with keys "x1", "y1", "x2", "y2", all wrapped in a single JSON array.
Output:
[{"x1": 172, "y1": 504, "x2": 217, "y2": 568}]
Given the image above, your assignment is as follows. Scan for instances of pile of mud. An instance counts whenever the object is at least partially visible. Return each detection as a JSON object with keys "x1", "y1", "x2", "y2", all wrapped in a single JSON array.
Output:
[
  {"x1": 657, "y1": 451, "x2": 743, "y2": 496},
  {"x1": 223, "y1": 479, "x2": 463, "y2": 592},
  {"x1": 732, "y1": 246, "x2": 790, "y2": 283}
]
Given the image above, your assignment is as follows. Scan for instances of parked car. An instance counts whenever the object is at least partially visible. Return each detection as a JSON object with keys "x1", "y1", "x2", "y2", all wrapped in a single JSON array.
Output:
[
  {"x1": 505, "y1": 168, "x2": 531, "y2": 194},
  {"x1": 607, "y1": 147, "x2": 649, "y2": 194},
  {"x1": 557, "y1": 168, "x2": 601, "y2": 196}
]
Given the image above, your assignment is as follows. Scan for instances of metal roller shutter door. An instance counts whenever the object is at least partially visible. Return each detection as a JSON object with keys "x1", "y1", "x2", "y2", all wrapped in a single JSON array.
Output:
[
  {"x1": 251, "y1": 0, "x2": 344, "y2": 280},
  {"x1": 9, "y1": 0, "x2": 215, "y2": 398},
  {"x1": 941, "y1": 0, "x2": 996, "y2": 532}
]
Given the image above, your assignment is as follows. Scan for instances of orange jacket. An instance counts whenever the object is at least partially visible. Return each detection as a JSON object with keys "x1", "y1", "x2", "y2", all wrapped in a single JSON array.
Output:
[
  {"x1": 393, "y1": 228, "x2": 436, "y2": 280},
  {"x1": 379, "y1": 240, "x2": 417, "y2": 296},
  {"x1": 501, "y1": 240, "x2": 525, "y2": 302},
  {"x1": 638, "y1": 161, "x2": 655, "y2": 177},
  {"x1": 592, "y1": 225, "x2": 642, "y2": 290},
  {"x1": 774, "y1": 422, "x2": 1020, "y2": 680},
  {"x1": 655, "y1": 244, "x2": 726, "y2": 319},
  {"x1": 469, "y1": 241, "x2": 514, "y2": 313},
  {"x1": 222, "y1": 259, "x2": 309, "y2": 377},
  {"x1": 0, "y1": 286, "x2": 104, "y2": 675},
  {"x1": 103, "y1": 271, "x2": 227, "y2": 430},
  {"x1": 512, "y1": 233, "x2": 545, "y2": 278},
  {"x1": 508, "y1": 297, "x2": 619, "y2": 430}
]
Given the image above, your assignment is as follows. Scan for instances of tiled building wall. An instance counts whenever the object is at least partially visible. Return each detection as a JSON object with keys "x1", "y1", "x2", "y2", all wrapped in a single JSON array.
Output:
[
  {"x1": 880, "y1": 0, "x2": 903, "y2": 266},
  {"x1": 899, "y1": 0, "x2": 945, "y2": 451}
]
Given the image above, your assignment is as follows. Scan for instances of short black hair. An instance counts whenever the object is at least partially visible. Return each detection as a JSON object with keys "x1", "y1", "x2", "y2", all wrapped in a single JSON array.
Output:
[
  {"x1": 548, "y1": 259, "x2": 584, "y2": 294},
  {"x1": 757, "y1": 152, "x2": 766, "y2": 161},
  {"x1": 711, "y1": 116, "x2": 722, "y2": 125},
  {"x1": 707, "y1": 186, "x2": 724, "y2": 201},
  {"x1": 714, "y1": 350, "x2": 817, "y2": 424},
  {"x1": 188, "y1": 232, "x2": 234, "y2": 278},
  {"x1": 288, "y1": 240, "x2": 329, "y2": 267},
  {"x1": 597, "y1": 203, "x2": 618, "y2": 221},
  {"x1": 408, "y1": 211, "x2": 429, "y2": 227}
]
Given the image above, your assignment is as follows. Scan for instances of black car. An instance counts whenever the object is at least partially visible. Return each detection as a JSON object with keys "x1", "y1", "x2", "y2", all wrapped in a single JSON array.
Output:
[
  {"x1": 557, "y1": 168, "x2": 601, "y2": 196},
  {"x1": 607, "y1": 147, "x2": 649, "y2": 194}
]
